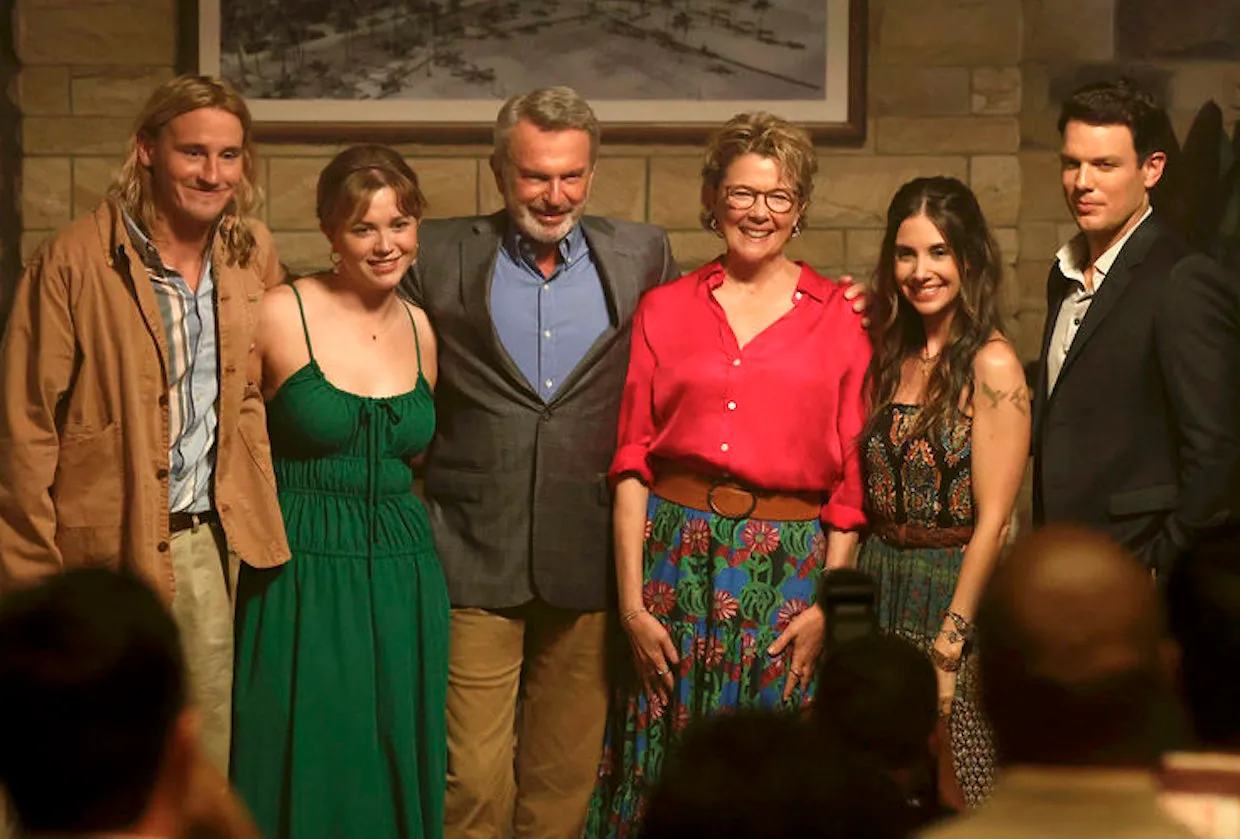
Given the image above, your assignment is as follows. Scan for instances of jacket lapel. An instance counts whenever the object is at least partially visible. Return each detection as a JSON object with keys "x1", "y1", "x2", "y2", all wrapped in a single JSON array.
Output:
[
  {"x1": 550, "y1": 216, "x2": 631, "y2": 402},
  {"x1": 1053, "y1": 216, "x2": 1162, "y2": 389},
  {"x1": 459, "y1": 212, "x2": 541, "y2": 403},
  {"x1": 98, "y1": 202, "x2": 172, "y2": 385}
]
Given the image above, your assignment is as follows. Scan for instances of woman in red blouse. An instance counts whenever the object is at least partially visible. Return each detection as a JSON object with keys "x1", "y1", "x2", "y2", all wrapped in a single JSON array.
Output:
[{"x1": 585, "y1": 113, "x2": 871, "y2": 837}]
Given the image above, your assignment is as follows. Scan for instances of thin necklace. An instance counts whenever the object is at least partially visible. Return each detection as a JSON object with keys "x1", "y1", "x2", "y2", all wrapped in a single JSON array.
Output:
[
  {"x1": 363, "y1": 299, "x2": 403, "y2": 342},
  {"x1": 917, "y1": 347, "x2": 941, "y2": 367}
]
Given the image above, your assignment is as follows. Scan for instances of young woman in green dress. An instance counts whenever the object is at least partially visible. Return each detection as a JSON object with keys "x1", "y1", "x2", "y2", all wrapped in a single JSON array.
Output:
[
  {"x1": 858, "y1": 176, "x2": 1029, "y2": 805},
  {"x1": 231, "y1": 144, "x2": 449, "y2": 839}
]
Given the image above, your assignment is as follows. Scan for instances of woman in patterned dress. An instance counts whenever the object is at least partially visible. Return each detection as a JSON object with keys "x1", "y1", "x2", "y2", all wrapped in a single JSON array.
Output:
[
  {"x1": 858, "y1": 176, "x2": 1029, "y2": 805},
  {"x1": 585, "y1": 113, "x2": 871, "y2": 837}
]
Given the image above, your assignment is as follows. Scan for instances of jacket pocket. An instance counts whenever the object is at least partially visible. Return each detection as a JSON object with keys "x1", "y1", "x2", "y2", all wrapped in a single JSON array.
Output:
[
  {"x1": 1108, "y1": 484, "x2": 1177, "y2": 518},
  {"x1": 54, "y1": 423, "x2": 123, "y2": 567}
]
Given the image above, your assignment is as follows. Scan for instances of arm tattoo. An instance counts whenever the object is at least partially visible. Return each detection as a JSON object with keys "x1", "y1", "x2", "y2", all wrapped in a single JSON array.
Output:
[{"x1": 979, "y1": 380, "x2": 1031, "y2": 415}]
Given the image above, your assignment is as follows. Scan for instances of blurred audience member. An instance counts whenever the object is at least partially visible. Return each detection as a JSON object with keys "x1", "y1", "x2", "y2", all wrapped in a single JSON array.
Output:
[
  {"x1": 816, "y1": 633, "x2": 960, "y2": 825},
  {"x1": 641, "y1": 711, "x2": 911, "y2": 839},
  {"x1": 0, "y1": 569, "x2": 259, "y2": 839},
  {"x1": 922, "y1": 526, "x2": 1195, "y2": 839},
  {"x1": 1161, "y1": 526, "x2": 1240, "y2": 838}
]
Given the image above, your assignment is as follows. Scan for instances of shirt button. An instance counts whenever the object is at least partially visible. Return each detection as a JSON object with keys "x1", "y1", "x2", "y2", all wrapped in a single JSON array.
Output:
[
  {"x1": 542, "y1": 283, "x2": 550, "y2": 291},
  {"x1": 794, "y1": 291, "x2": 803, "y2": 300},
  {"x1": 1073, "y1": 317, "x2": 1081, "y2": 325},
  {"x1": 732, "y1": 359, "x2": 741, "y2": 367},
  {"x1": 720, "y1": 442, "x2": 729, "y2": 452},
  {"x1": 544, "y1": 378, "x2": 553, "y2": 389},
  {"x1": 543, "y1": 329, "x2": 552, "y2": 338},
  {"x1": 727, "y1": 401, "x2": 737, "y2": 410}
]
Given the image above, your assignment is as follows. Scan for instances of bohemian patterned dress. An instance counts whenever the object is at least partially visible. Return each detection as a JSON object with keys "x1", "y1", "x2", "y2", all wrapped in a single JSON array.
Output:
[
  {"x1": 585, "y1": 260, "x2": 871, "y2": 837},
  {"x1": 857, "y1": 403, "x2": 997, "y2": 805}
]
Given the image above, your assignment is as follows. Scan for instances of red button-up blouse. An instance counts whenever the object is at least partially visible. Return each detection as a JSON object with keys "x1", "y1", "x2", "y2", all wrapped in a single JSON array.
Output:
[{"x1": 610, "y1": 260, "x2": 871, "y2": 531}]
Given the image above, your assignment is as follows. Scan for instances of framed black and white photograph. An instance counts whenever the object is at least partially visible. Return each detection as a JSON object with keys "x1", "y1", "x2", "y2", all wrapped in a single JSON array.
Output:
[{"x1": 192, "y1": 0, "x2": 867, "y2": 142}]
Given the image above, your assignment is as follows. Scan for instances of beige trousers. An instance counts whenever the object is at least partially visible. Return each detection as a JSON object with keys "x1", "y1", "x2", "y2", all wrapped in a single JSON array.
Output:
[
  {"x1": 444, "y1": 603, "x2": 609, "y2": 839},
  {"x1": 169, "y1": 520, "x2": 237, "y2": 776}
]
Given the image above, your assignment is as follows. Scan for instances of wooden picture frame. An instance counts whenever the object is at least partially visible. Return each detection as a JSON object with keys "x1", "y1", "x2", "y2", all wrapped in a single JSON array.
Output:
[{"x1": 188, "y1": 0, "x2": 867, "y2": 144}]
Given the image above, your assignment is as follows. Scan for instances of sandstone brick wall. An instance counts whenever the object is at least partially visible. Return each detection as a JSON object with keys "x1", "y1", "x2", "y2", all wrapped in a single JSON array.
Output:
[{"x1": 13, "y1": 0, "x2": 1240, "y2": 367}]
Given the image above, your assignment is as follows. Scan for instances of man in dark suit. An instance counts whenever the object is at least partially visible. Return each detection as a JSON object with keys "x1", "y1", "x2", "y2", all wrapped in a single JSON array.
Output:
[
  {"x1": 402, "y1": 87, "x2": 677, "y2": 839},
  {"x1": 1032, "y1": 78, "x2": 1240, "y2": 580}
]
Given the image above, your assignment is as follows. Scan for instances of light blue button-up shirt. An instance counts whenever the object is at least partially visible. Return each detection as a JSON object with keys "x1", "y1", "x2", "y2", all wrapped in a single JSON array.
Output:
[{"x1": 490, "y1": 223, "x2": 609, "y2": 402}]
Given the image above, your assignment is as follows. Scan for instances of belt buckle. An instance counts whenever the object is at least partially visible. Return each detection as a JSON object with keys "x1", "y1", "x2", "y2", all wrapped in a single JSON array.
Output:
[{"x1": 706, "y1": 476, "x2": 757, "y2": 520}]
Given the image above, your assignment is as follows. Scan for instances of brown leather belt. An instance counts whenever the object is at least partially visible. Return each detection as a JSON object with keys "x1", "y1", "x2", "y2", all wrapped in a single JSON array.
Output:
[
  {"x1": 872, "y1": 521, "x2": 973, "y2": 548},
  {"x1": 651, "y1": 464, "x2": 822, "y2": 521},
  {"x1": 169, "y1": 510, "x2": 219, "y2": 534}
]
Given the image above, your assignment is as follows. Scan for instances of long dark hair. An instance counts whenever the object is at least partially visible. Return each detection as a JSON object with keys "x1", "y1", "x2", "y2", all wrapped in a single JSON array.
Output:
[{"x1": 866, "y1": 177, "x2": 1004, "y2": 439}]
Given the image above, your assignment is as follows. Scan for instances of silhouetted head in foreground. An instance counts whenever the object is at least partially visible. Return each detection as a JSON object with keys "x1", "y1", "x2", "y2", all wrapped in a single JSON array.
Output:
[
  {"x1": 0, "y1": 569, "x2": 197, "y2": 836},
  {"x1": 976, "y1": 525, "x2": 1185, "y2": 768},
  {"x1": 641, "y1": 711, "x2": 911, "y2": 839}
]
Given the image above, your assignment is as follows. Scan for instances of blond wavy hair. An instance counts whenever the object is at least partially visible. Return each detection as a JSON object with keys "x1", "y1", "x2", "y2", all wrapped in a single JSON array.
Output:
[
  {"x1": 108, "y1": 75, "x2": 262, "y2": 266},
  {"x1": 699, "y1": 112, "x2": 816, "y2": 232}
]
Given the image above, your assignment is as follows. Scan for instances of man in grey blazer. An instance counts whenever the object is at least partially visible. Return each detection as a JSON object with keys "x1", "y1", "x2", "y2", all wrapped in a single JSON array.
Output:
[{"x1": 402, "y1": 87, "x2": 678, "y2": 839}]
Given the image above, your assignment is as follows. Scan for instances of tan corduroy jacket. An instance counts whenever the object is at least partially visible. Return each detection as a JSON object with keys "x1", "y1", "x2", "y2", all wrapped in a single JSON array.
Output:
[{"x1": 0, "y1": 199, "x2": 290, "y2": 598}]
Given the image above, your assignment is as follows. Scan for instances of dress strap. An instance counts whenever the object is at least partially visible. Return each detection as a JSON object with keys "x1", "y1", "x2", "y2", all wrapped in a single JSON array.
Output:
[
  {"x1": 403, "y1": 301, "x2": 423, "y2": 376},
  {"x1": 289, "y1": 282, "x2": 316, "y2": 364}
]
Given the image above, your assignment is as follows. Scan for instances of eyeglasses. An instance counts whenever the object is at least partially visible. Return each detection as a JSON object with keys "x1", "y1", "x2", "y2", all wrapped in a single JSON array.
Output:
[{"x1": 724, "y1": 186, "x2": 798, "y2": 215}]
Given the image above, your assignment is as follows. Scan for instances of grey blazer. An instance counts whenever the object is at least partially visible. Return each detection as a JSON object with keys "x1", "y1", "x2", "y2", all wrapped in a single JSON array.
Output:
[{"x1": 403, "y1": 211, "x2": 678, "y2": 610}]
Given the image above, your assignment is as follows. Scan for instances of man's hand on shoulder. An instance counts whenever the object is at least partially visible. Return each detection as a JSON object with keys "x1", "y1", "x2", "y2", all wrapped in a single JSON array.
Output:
[{"x1": 839, "y1": 273, "x2": 871, "y2": 328}]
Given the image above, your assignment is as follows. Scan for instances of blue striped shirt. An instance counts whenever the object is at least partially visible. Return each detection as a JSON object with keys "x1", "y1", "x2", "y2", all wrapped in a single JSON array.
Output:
[{"x1": 123, "y1": 212, "x2": 218, "y2": 514}]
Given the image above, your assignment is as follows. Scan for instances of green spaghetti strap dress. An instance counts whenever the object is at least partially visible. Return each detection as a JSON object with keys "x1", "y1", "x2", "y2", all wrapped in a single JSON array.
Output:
[{"x1": 231, "y1": 283, "x2": 449, "y2": 839}]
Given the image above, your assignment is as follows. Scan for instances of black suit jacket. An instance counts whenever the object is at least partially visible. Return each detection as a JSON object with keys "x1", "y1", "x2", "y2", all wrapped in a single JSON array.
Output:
[
  {"x1": 402, "y1": 212, "x2": 678, "y2": 610},
  {"x1": 1031, "y1": 214, "x2": 1240, "y2": 576}
]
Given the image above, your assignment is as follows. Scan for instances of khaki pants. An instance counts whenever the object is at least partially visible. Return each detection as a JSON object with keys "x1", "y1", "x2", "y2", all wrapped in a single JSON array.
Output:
[
  {"x1": 169, "y1": 521, "x2": 237, "y2": 776},
  {"x1": 445, "y1": 603, "x2": 609, "y2": 839}
]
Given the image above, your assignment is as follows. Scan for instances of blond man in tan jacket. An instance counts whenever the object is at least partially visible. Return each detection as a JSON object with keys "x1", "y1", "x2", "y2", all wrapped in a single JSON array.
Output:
[{"x1": 0, "y1": 75, "x2": 290, "y2": 773}]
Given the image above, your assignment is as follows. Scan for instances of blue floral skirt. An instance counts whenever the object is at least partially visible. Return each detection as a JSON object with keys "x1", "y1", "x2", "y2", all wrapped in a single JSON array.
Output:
[{"x1": 584, "y1": 493, "x2": 826, "y2": 838}]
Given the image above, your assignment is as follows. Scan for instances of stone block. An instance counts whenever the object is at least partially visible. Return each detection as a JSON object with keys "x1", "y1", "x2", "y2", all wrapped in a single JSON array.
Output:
[
  {"x1": 870, "y1": 66, "x2": 971, "y2": 116},
  {"x1": 1017, "y1": 259, "x2": 1054, "y2": 303},
  {"x1": 876, "y1": 117, "x2": 1020, "y2": 154},
  {"x1": 272, "y1": 231, "x2": 332, "y2": 277},
  {"x1": 18, "y1": 66, "x2": 70, "y2": 115},
  {"x1": 970, "y1": 155, "x2": 1021, "y2": 227},
  {"x1": 21, "y1": 157, "x2": 72, "y2": 229},
  {"x1": 1024, "y1": 0, "x2": 1116, "y2": 63},
  {"x1": 17, "y1": 3, "x2": 175, "y2": 65},
  {"x1": 71, "y1": 66, "x2": 174, "y2": 118},
  {"x1": 814, "y1": 156, "x2": 969, "y2": 228},
  {"x1": 266, "y1": 157, "x2": 331, "y2": 231},
  {"x1": 1019, "y1": 152, "x2": 1071, "y2": 222},
  {"x1": 1019, "y1": 221, "x2": 1061, "y2": 261},
  {"x1": 1167, "y1": 64, "x2": 1240, "y2": 118},
  {"x1": 22, "y1": 117, "x2": 132, "y2": 155},
  {"x1": 972, "y1": 67, "x2": 1022, "y2": 115},
  {"x1": 478, "y1": 160, "x2": 503, "y2": 216},
  {"x1": 410, "y1": 158, "x2": 479, "y2": 220},
  {"x1": 648, "y1": 155, "x2": 704, "y2": 230},
  {"x1": 1020, "y1": 107, "x2": 1063, "y2": 152},
  {"x1": 586, "y1": 158, "x2": 647, "y2": 223},
  {"x1": 874, "y1": 0, "x2": 1022, "y2": 67},
  {"x1": 845, "y1": 229, "x2": 884, "y2": 276},
  {"x1": 667, "y1": 231, "x2": 721, "y2": 274},
  {"x1": 786, "y1": 230, "x2": 846, "y2": 271},
  {"x1": 72, "y1": 157, "x2": 120, "y2": 219},
  {"x1": 994, "y1": 227, "x2": 1020, "y2": 265}
]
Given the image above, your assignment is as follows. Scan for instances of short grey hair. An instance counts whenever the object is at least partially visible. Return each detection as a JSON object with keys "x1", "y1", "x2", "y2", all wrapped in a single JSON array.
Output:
[{"x1": 493, "y1": 86, "x2": 601, "y2": 166}]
